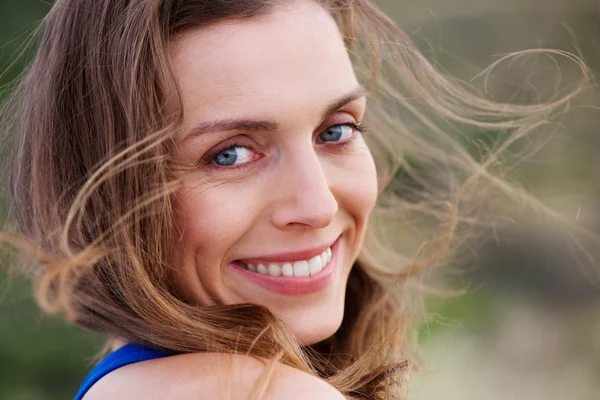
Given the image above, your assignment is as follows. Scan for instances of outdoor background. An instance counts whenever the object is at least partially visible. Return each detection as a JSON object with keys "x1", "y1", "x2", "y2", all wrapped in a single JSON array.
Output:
[{"x1": 1, "y1": 0, "x2": 600, "y2": 399}]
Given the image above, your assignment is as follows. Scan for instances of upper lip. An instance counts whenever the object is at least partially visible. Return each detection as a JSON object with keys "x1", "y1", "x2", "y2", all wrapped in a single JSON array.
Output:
[{"x1": 236, "y1": 236, "x2": 339, "y2": 264}]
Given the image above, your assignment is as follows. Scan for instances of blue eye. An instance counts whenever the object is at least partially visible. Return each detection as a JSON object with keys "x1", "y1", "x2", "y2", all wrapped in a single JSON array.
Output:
[
  {"x1": 213, "y1": 146, "x2": 254, "y2": 167},
  {"x1": 319, "y1": 124, "x2": 355, "y2": 142}
]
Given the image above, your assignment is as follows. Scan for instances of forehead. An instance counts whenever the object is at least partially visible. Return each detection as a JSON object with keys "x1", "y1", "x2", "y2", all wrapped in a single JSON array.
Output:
[{"x1": 170, "y1": 1, "x2": 359, "y2": 130}]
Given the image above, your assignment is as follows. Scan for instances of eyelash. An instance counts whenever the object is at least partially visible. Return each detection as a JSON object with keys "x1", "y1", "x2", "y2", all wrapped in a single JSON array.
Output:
[
  {"x1": 201, "y1": 139, "x2": 251, "y2": 169},
  {"x1": 322, "y1": 122, "x2": 366, "y2": 145},
  {"x1": 202, "y1": 121, "x2": 367, "y2": 169}
]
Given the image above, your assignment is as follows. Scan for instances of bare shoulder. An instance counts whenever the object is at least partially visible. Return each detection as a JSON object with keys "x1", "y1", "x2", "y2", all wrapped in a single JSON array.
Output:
[{"x1": 83, "y1": 351, "x2": 345, "y2": 400}]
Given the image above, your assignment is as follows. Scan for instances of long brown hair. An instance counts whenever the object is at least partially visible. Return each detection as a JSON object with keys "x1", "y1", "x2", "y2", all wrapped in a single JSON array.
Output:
[{"x1": 0, "y1": 0, "x2": 590, "y2": 398}]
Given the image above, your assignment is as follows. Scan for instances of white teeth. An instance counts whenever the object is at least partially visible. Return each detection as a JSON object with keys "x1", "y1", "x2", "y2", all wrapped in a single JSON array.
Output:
[
  {"x1": 268, "y1": 263, "x2": 282, "y2": 277},
  {"x1": 320, "y1": 252, "x2": 327, "y2": 267},
  {"x1": 293, "y1": 260, "x2": 310, "y2": 277},
  {"x1": 257, "y1": 264, "x2": 268, "y2": 275},
  {"x1": 308, "y1": 255, "x2": 323, "y2": 276},
  {"x1": 281, "y1": 263, "x2": 294, "y2": 276},
  {"x1": 242, "y1": 245, "x2": 333, "y2": 277}
]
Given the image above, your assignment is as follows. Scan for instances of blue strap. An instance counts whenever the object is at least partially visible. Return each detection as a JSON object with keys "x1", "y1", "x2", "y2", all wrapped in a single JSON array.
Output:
[{"x1": 74, "y1": 343, "x2": 170, "y2": 400}]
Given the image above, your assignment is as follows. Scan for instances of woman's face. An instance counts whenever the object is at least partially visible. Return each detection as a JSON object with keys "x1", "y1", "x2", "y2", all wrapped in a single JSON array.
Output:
[{"x1": 170, "y1": 1, "x2": 378, "y2": 345}]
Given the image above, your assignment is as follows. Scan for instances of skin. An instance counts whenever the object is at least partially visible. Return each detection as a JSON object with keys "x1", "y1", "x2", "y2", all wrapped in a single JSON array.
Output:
[
  {"x1": 170, "y1": 1, "x2": 378, "y2": 346},
  {"x1": 86, "y1": 351, "x2": 346, "y2": 399},
  {"x1": 86, "y1": 2, "x2": 374, "y2": 398}
]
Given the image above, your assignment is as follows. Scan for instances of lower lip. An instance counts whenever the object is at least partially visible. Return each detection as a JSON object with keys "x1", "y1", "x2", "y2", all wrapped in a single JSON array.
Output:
[{"x1": 230, "y1": 238, "x2": 340, "y2": 296}]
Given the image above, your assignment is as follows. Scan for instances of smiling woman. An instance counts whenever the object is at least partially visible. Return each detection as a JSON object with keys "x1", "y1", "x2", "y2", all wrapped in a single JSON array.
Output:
[
  {"x1": 169, "y1": 9, "x2": 377, "y2": 346},
  {"x1": 0, "y1": 0, "x2": 590, "y2": 399}
]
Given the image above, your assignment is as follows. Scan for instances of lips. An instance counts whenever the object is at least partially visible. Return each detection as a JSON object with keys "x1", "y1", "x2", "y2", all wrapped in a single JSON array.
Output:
[
  {"x1": 235, "y1": 239, "x2": 336, "y2": 265},
  {"x1": 230, "y1": 236, "x2": 341, "y2": 295}
]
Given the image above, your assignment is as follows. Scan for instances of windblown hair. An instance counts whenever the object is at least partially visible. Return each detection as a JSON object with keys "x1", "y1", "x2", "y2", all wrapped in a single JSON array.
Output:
[{"x1": 0, "y1": 0, "x2": 590, "y2": 399}]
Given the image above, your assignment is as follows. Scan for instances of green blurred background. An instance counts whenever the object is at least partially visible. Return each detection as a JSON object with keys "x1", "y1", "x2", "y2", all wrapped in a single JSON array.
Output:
[{"x1": 1, "y1": 0, "x2": 599, "y2": 399}]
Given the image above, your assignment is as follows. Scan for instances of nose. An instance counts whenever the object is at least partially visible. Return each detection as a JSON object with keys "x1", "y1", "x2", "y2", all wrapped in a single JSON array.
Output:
[{"x1": 270, "y1": 147, "x2": 338, "y2": 230}]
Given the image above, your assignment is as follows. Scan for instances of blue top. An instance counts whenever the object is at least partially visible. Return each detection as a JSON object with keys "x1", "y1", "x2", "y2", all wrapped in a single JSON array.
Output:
[{"x1": 74, "y1": 343, "x2": 170, "y2": 400}]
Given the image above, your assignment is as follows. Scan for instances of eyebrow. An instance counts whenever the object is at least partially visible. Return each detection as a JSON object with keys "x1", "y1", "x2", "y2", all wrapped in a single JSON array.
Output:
[{"x1": 181, "y1": 86, "x2": 365, "y2": 142}]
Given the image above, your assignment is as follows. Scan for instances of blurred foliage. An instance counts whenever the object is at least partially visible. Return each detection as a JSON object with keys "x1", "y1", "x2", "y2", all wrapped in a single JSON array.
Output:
[{"x1": 1, "y1": 1, "x2": 600, "y2": 399}]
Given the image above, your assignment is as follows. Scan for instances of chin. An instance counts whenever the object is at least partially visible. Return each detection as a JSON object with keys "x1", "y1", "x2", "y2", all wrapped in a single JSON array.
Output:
[
  {"x1": 295, "y1": 319, "x2": 344, "y2": 346},
  {"x1": 283, "y1": 297, "x2": 346, "y2": 346}
]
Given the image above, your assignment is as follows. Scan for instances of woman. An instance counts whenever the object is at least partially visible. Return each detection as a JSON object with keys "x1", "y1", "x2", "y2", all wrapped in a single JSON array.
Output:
[{"x1": 0, "y1": 0, "x2": 589, "y2": 399}]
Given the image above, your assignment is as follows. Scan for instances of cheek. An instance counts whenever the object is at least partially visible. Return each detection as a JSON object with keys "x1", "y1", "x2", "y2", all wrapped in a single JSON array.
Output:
[
  {"x1": 172, "y1": 185, "x2": 260, "y2": 265},
  {"x1": 332, "y1": 144, "x2": 378, "y2": 222}
]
